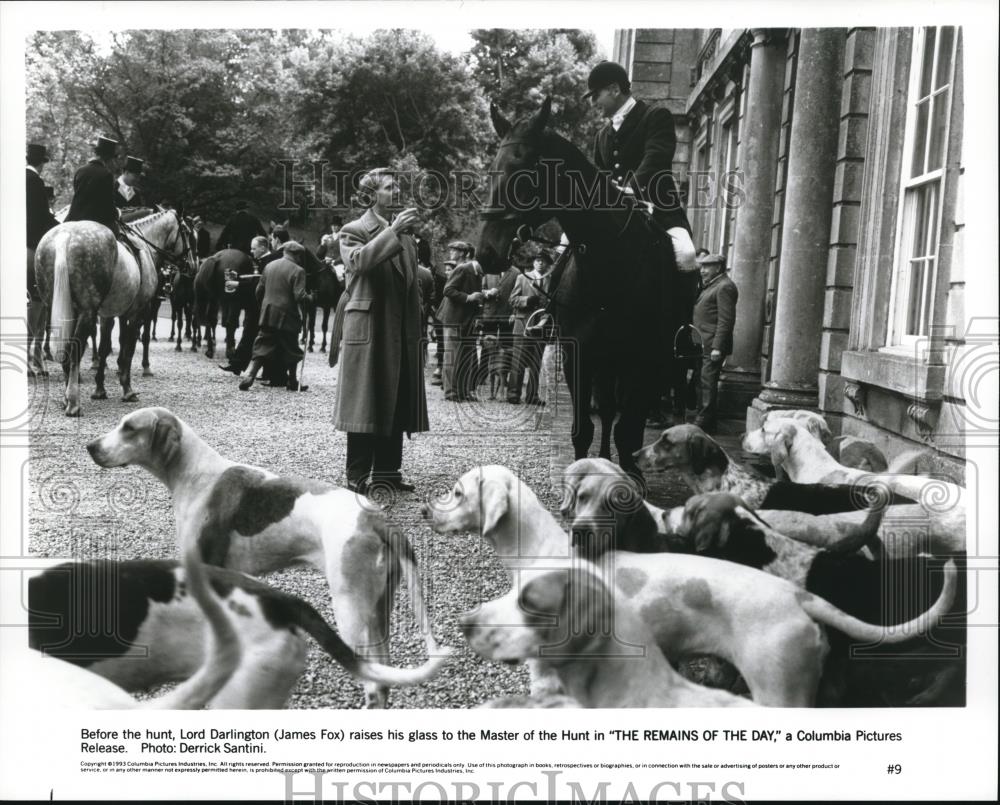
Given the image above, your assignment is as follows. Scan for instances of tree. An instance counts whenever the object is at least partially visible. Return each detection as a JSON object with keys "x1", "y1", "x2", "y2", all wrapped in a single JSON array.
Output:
[{"x1": 468, "y1": 29, "x2": 606, "y2": 153}]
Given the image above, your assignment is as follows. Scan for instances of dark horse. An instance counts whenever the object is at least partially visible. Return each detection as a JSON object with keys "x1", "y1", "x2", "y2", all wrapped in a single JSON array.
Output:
[
  {"x1": 301, "y1": 258, "x2": 343, "y2": 352},
  {"x1": 194, "y1": 249, "x2": 253, "y2": 360},
  {"x1": 477, "y1": 99, "x2": 685, "y2": 479},
  {"x1": 169, "y1": 260, "x2": 198, "y2": 352}
]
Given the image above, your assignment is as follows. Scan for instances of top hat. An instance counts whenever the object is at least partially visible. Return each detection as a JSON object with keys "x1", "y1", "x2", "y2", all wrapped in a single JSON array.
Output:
[
  {"x1": 124, "y1": 155, "x2": 145, "y2": 174},
  {"x1": 26, "y1": 143, "x2": 50, "y2": 164},
  {"x1": 583, "y1": 61, "x2": 631, "y2": 99},
  {"x1": 94, "y1": 135, "x2": 119, "y2": 158}
]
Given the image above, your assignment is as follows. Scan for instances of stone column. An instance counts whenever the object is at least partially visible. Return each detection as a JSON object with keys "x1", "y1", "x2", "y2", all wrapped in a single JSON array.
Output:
[
  {"x1": 722, "y1": 29, "x2": 787, "y2": 409},
  {"x1": 751, "y1": 28, "x2": 846, "y2": 420}
]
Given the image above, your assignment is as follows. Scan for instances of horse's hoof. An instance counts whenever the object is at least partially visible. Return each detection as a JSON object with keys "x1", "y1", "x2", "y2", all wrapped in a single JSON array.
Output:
[
  {"x1": 122, "y1": 392, "x2": 139, "y2": 402},
  {"x1": 142, "y1": 368, "x2": 153, "y2": 377},
  {"x1": 308, "y1": 345, "x2": 314, "y2": 353},
  {"x1": 151, "y1": 337, "x2": 158, "y2": 342},
  {"x1": 320, "y1": 346, "x2": 327, "y2": 353},
  {"x1": 91, "y1": 390, "x2": 108, "y2": 400},
  {"x1": 65, "y1": 407, "x2": 81, "y2": 418},
  {"x1": 206, "y1": 350, "x2": 215, "y2": 359},
  {"x1": 44, "y1": 350, "x2": 54, "y2": 361},
  {"x1": 175, "y1": 345, "x2": 182, "y2": 352}
]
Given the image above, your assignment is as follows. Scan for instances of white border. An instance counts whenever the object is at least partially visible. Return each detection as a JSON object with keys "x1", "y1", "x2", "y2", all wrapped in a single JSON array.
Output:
[{"x1": 2, "y1": 2, "x2": 997, "y2": 802}]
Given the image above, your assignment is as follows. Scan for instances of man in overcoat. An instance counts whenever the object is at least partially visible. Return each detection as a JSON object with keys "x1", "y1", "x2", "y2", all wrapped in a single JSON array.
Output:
[
  {"x1": 65, "y1": 135, "x2": 120, "y2": 232},
  {"x1": 215, "y1": 200, "x2": 266, "y2": 256},
  {"x1": 691, "y1": 253, "x2": 738, "y2": 434},
  {"x1": 238, "y1": 241, "x2": 312, "y2": 392},
  {"x1": 26, "y1": 143, "x2": 59, "y2": 376},
  {"x1": 334, "y1": 168, "x2": 427, "y2": 494},
  {"x1": 436, "y1": 241, "x2": 484, "y2": 402}
]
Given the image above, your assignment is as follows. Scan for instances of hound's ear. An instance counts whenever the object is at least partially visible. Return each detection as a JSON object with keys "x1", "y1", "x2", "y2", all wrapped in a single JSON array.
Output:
[
  {"x1": 530, "y1": 97, "x2": 553, "y2": 134},
  {"x1": 479, "y1": 477, "x2": 510, "y2": 535},
  {"x1": 768, "y1": 423, "x2": 794, "y2": 471},
  {"x1": 151, "y1": 414, "x2": 181, "y2": 466},
  {"x1": 691, "y1": 508, "x2": 728, "y2": 553},
  {"x1": 490, "y1": 102, "x2": 512, "y2": 138},
  {"x1": 615, "y1": 498, "x2": 660, "y2": 552},
  {"x1": 565, "y1": 569, "x2": 609, "y2": 653},
  {"x1": 688, "y1": 430, "x2": 727, "y2": 475}
]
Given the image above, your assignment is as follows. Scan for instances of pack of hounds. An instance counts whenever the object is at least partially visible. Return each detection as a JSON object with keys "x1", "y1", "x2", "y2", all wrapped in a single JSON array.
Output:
[{"x1": 20, "y1": 407, "x2": 966, "y2": 709}]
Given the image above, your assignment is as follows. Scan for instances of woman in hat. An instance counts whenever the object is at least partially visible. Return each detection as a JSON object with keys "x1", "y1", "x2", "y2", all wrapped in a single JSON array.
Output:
[{"x1": 114, "y1": 156, "x2": 147, "y2": 210}]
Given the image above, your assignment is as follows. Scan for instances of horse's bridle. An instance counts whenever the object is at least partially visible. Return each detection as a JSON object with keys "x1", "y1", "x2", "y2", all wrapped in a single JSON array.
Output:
[{"x1": 121, "y1": 211, "x2": 197, "y2": 275}]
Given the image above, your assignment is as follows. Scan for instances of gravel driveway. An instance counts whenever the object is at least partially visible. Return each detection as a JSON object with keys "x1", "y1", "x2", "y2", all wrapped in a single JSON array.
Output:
[{"x1": 26, "y1": 314, "x2": 607, "y2": 709}]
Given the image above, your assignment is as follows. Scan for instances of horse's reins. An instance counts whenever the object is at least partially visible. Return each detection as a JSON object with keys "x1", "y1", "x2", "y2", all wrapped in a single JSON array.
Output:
[{"x1": 121, "y1": 213, "x2": 196, "y2": 273}]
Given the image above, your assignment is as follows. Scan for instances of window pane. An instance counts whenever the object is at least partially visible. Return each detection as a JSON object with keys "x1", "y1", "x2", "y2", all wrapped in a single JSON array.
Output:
[
  {"x1": 935, "y1": 27, "x2": 955, "y2": 90},
  {"x1": 928, "y1": 91, "x2": 950, "y2": 172},
  {"x1": 910, "y1": 99, "x2": 930, "y2": 177},
  {"x1": 906, "y1": 258, "x2": 929, "y2": 335},
  {"x1": 919, "y1": 27, "x2": 937, "y2": 98}
]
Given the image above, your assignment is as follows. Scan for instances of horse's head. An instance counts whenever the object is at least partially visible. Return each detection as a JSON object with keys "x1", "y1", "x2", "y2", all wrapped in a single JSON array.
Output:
[
  {"x1": 478, "y1": 98, "x2": 556, "y2": 274},
  {"x1": 173, "y1": 212, "x2": 199, "y2": 276}
]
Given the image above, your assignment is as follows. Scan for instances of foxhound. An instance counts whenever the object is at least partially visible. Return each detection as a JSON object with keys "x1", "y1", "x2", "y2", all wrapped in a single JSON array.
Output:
[
  {"x1": 742, "y1": 417, "x2": 965, "y2": 555},
  {"x1": 633, "y1": 424, "x2": 915, "y2": 514},
  {"x1": 764, "y1": 409, "x2": 888, "y2": 472},
  {"x1": 28, "y1": 559, "x2": 450, "y2": 709},
  {"x1": 87, "y1": 407, "x2": 448, "y2": 708},
  {"x1": 8, "y1": 540, "x2": 239, "y2": 709},
  {"x1": 462, "y1": 566, "x2": 756, "y2": 708},
  {"x1": 423, "y1": 466, "x2": 957, "y2": 707}
]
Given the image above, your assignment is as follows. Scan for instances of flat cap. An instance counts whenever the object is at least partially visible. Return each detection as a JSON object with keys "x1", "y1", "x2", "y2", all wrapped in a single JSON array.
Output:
[{"x1": 696, "y1": 252, "x2": 727, "y2": 267}]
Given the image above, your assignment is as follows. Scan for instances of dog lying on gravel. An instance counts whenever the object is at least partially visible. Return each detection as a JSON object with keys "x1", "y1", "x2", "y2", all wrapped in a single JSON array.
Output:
[
  {"x1": 742, "y1": 417, "x2": 965, "y2": 555},
  {"x1": 633, "y1": 424, "x2": 916, "y2": 514},
  {"x1": 87, "y1": 406, "x2": 450, "y2": 708},
  {"x1": 424, "y1": 466, "x2": 957, "y2": 707},
  {"x1": 28, "y1": 558, "x2": 451, "y2": 709},
  {"x1": 10, "y1": 540, "x2": 239, "y2": 709}
]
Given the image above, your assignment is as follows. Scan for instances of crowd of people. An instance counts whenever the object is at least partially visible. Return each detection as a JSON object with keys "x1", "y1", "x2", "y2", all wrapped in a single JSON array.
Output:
[{"x1": 26, "y1": 58, "x2": 740, "y2": 495}]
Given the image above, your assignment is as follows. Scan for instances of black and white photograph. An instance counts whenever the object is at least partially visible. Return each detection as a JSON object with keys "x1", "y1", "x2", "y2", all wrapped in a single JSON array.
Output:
[{"x1": 1, "y1": 1, "x2": 997, "y2": 802}]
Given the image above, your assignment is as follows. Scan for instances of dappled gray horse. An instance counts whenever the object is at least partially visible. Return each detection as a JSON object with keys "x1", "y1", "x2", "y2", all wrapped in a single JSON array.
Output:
[{"x1": 34, "y1": 210, "x2": 192, "y2": 416}]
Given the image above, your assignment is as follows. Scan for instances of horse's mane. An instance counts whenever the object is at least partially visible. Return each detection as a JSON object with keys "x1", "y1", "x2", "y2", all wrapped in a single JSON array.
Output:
[{"x1": 130, "y1": 208, "x2": 178, "y2": 229}]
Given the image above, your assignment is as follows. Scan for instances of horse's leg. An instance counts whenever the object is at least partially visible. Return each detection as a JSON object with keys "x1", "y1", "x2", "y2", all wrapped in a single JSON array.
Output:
[
  {"x1": 205, "y1": 309, "x2": 216, "y2": 359},
  {"x1": 141, "y1": 308, "x2": 153, "y2": 377},
  {"x1": 64, "y1": 314, "x2": 92, "y2": 417},
  {"x1": 91, "y1": 318, "x2": 114, "y2": 400},
  {"x1": 150, "y1": 298, "x2": 160, "y2": 341},
  {"x1": 561, "y1": 338, "x2": 595, "y2": 460},
  {"x1": 43, "y1": 306, "x2": 54, "y2": 361},
  {"x1": 613, "y1": 352, "x2": 654, "y2": 483},
  {"x1": 307, "y1": 305, "x2": 317, "y2": 352},
  {"x1": 118, "y1": 316, "x2": 141, "y2": 402},
  {"x1": 320, "y1": 305, "x2": 331, "y2": 352},
  {"x1": 89, "y1": 320, "x2": 100, "y2": 370},
  {"x1": 595, "y1": 363, "x2": 616, "y2": 461}
]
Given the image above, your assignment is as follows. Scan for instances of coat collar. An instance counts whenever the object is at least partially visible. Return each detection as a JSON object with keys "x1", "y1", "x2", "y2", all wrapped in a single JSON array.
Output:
[
  {"x1": 361, "y1": 207, "x2": 413, "y2": 283},
  {"x1": 612, "y1": 97, "x2": 646, "y2": 144},
  {"x1": 361, "y1": 207, "x2": 385, "y2": 235}
]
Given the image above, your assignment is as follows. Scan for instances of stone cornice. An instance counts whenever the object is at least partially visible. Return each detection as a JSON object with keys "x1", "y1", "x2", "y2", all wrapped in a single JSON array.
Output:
[{"x1": 684, "y1": 29, "x2": 762, "y2": 119}]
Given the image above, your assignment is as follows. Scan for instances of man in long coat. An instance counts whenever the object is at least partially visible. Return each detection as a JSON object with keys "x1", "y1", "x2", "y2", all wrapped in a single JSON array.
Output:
[
  {"x1": 691, "y1": 253, "x2": 738, "y2": 434},
  {"x1": 65, "y1": 135, "x2": 119, "y2": 232},
  {"x1": 26, "y1": 143, "x2": 59, "y2": 376},
  {"x1": 215, "y1": 200, "x2": 266, "y2": 256},
  {"x1": 334, "y1": 168, "x2": 427, "y2": 494}
]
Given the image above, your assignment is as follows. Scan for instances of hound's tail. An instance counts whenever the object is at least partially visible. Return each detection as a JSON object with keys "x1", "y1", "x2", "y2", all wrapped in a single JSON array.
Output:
[
  {"x1": 50, "y1": 235, "x2": 76, "y2": 363},
  {"x1": 151, "y1": 541, "x2": 241, "y2": 709},
  {"x1": 389, "y1": 529, "x2": 445, "y2": 659},
  {"x1": 292, "y1": 595, "x2": 452, "y2": 687},
  {"x1": 824, "y1": 506, "x2": 885, "y2": 556},
  {"x1": 801, "y1": 559, "x2": 957, "y2": 643}
]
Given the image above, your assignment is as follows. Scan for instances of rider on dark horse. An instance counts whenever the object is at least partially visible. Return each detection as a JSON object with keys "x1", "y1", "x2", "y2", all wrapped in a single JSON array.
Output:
[{"x1": 585, "y1": 61, "x2": 701, "y2": 427}]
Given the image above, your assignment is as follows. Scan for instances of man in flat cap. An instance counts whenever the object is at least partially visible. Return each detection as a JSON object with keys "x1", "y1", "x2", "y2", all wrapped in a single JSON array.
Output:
[
  {"x1": 691, "y1": 253, "x2": 738, "y2": 434},
  {"x1": 238, "y1": 240, "x2": 313, "y2": 392},
  {"x1": 26, "y1": 143, "x2": 59, "y2": 376},
  {"x1": 66, "y1": 135, "x2": 120, "y2": 232},
  {"x1": 436, "y1": 240, "x2": 485, "y2": 402}
]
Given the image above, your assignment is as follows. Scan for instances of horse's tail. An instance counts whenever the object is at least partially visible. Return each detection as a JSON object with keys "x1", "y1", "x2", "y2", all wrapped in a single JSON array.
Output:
[{"x1": 50, "y1": 235, "x2": 76, "y2": 363}]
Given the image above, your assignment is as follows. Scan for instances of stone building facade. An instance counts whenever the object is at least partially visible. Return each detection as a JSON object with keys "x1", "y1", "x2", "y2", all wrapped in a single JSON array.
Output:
[{"x1": 613, "y1": 27, "x2": 972, "y2": 480}]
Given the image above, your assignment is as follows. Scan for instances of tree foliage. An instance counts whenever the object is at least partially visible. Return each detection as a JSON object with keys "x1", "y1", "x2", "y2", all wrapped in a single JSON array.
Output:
[{"x1": 26, "y1": 28, "x2": 605, "y2": 253}]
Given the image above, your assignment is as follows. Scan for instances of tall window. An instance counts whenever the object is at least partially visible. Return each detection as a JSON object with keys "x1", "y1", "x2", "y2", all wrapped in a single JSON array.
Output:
[
  {"x1": 718, "y1": 114, "x2": 739, "y2": 257},
  {"x1": 691, "y1": 133, "x2": 711, "y2": 252},
  {"x1": 887, "y1": 27, "x2": 958, "y2": 346}
]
